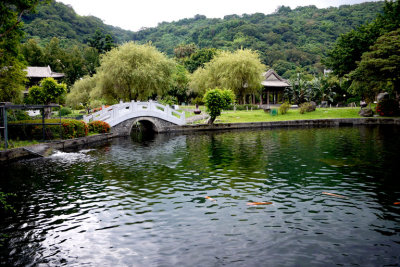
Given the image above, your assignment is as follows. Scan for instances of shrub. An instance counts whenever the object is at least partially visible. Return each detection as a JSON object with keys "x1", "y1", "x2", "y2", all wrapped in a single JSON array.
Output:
[
  {"x1": 8, "y1": 119, "x2": 88, "y2": 140},
  {"x1": 279, "y1": 102, "x2": 291, "y2": 114},
  {"x1": 58, "y1": 107, "x2": 72, "y2": 116},
  {"x1": 88, "y1": 121, "x2": 111, "y2": 133},
  {"x1": 376, "y1": 98, "x2": 399, "y2": 116},
  {"x1": 203, "y1": 88, "x2": 235, "y2": 124},
  {"x1": 299, "y1": 102, "x2": 316, "y2": 114},
  {"x1": 61, "y1": 119, "x2": 88, "y2": 138},
  {"x1": 7, "y1": 110, "x2": 31, "y2": 121}
]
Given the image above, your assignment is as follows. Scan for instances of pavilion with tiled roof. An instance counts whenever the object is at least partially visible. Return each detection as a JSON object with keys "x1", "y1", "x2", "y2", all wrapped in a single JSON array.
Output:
[
  {"x1": 25, "y1": 66, "x2": 65, "y2": 87},
  {"x1": 261, "y1": 69, "x2": 291, "y2": 105}
]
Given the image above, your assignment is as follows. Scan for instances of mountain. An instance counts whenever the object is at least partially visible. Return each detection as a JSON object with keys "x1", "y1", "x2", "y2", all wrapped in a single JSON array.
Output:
[{"x1": 22, "y1": 1, "x2": 385, "y2": 77}]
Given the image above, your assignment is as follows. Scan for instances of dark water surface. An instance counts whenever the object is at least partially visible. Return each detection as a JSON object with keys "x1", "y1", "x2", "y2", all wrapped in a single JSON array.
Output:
[{"x1": 1, "y1": 126, "x2": 400, "y2": 266}]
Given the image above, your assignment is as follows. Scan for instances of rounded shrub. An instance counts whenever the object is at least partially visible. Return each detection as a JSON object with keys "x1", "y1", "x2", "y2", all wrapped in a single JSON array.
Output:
[
  {"x1": 58, "y1": 107, "x2": 72, "y2": 116},
  {"x1": 299, "y1": 102, "x2": 316, "y2": 114},
  {"x1": 375, "y1": 98, "x2": 399, "y2": 116},
  {"x1": 279, "y1": 102, "x2": 291, "y2": 114},
  {"x1": 88, "y1": 120, "x2": 111, "y2": 134}
]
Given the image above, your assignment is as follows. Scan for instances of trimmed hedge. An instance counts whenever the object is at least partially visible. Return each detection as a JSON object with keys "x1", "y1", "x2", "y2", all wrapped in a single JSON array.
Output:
[
  {"x1": 8, "y1": 119, "x2": 88, "y2": 140},
  {"x1": 88, "y1": 120, "x2": 110, "y2": 133}
]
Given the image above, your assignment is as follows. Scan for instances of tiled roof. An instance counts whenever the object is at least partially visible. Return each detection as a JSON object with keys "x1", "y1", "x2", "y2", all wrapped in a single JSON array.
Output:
[
  {"x1": 25, "y1": 66, "x2": 64, "y2": 78},
  {"x1": 262, "y1": 69, "x2": 290, "y2": 87}
]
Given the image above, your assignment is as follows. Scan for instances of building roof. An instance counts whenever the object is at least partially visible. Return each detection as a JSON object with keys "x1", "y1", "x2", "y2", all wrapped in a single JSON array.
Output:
[
  {"x1": 25, "y1": 66, "x2": 65, "y2": 78},
  {"x1": 261, "y1": 69, "x2": 290, "y2": 87}
]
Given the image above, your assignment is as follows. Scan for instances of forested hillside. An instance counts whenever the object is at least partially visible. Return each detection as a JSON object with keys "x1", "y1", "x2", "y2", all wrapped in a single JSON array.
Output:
[
  {"x1": 21, "y1": 1, "x2": 384, "y2": 78},
  {"x1": 131, "y1": 2, "x2": 384, "y2": 77},
  {"x1": 22, "y1": 1, "x2": 135, "y2": 46}
]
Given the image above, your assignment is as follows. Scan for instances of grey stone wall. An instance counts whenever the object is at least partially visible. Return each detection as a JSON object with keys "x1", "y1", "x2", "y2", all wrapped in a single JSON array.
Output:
[{"x1": 111, "y1": 117, "x2": 178, "y2": 136}]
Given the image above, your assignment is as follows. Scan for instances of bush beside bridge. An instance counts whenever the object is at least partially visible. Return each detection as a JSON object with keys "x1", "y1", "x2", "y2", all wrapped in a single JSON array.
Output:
[{"x1": 7, "y1": 119, "x2": 110, "y2": 141}]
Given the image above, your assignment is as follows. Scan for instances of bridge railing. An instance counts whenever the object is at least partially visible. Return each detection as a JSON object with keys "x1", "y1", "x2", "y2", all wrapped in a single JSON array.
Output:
[{"x1": 83, "y1": 100, "x2": 185, "y2": 126}]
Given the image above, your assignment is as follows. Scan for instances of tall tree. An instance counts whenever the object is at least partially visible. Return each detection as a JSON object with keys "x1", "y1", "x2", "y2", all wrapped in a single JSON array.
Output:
[
  {"x1": 0, "y1": 0, "x2": 49, "y2": 102},
  {"x1": 349, "y1": 29, "x2": 400, "y2": 101},
  {"x1": 89, "y1": 42, "x2": 176, "y2": 103},
  {"x1": 87, "y1": 29, "x2": 115, "y2": 54},
  {"x1": 326, "y1": 0, "x2": 400, "y2": 77},
  {"x1": 21, "y1": 38, "x2": 45, "y2": 66},
  {"x1": 190, "y1": 49, "x2": 265, "y2": 104}
]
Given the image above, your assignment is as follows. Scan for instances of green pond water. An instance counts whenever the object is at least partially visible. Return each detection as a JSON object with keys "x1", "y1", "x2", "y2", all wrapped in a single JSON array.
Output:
[{"x1": 1, "y1": 125, "x2": 400, "y2": 266}]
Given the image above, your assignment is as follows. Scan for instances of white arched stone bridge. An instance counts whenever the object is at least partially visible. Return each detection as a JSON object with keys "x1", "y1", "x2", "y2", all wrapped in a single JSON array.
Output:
[{"x1": 83, "y1": 101, "x2": 185, "y2": 134}]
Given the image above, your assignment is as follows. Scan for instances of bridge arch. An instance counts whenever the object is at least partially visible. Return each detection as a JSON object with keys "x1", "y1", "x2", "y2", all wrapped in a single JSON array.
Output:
[
  {"x1": 111, "y1": 116, "x2": 178, "y2": 135},
  {"x1": 129, "y1": 117, "x2": 161, "y2": 133}
]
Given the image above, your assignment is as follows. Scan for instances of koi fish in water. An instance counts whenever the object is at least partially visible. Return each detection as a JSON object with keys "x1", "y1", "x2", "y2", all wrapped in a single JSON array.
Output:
[
  {"x1": 247, "y1": 202, "x2": 273, "y2": 206},
  {"x1": 394, "y1": 202, "x2": 400, "y2": 205},
  {"x1": 322, "y1": 192, "x2": 348, "y2": 199},
  {"x1": 205, "y1": 196, "x2": 216, "y2": 201}
]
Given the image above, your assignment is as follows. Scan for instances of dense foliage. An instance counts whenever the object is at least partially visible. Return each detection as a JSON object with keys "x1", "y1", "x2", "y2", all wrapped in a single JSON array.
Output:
[
  {"x1": 20, "y1": 1, "x2": 384, "y2": 80},
  {"x1": 0, "y1": 0, "x2": 49, "y2": 103},
  {"x1": 326, "y1": 0, "x2": 400, "y2": 77},
  {"x1": 190, "y1": 49, "x2": 265, "y2": 103},
  {"x1": 8, "y1": 119, "x2": 88, "y2": 140},
  {"x1": 67, "y1": 42, "x2": 177, "y2": 105},
  {"x1": 21, "y1": 0, "x2": 134, "y2": 46},
  {"x1": 88, "y1": 121, "x2": 111, "y2": 134},
  {"x1": 326, "y1": 0, "x2": 400, "y2": 102},
  {"x1": 349, "y1": 28, "x2": 400, "y2": 100},
  {"x1": 375, "y1": 98, "x2": 400, "y2": 116},
  {"x1": 21, "y1": 37, "x2": 101, "y2": 86},
  {"x1": 131, "y1": 2, "x2": 383, "y2": 78}
]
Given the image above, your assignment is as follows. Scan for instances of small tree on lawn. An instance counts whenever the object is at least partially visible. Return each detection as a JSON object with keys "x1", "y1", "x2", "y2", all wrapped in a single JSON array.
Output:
[
  {"x1": 26, "y1": 77, "x2": 67, "y2": 118},
  {"x1": 203, "y1": 88, "x2": 235, "y2": 124}
]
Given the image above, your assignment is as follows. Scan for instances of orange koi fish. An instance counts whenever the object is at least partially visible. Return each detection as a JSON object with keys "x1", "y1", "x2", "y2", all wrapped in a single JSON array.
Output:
[
  {"x1": 247, "y1": 202, "x2": 273, "y2": 206},
  {"x1": 322, "y1": 192, "x2": 347, "y2": 199},
  {"x1": 394, "y1": 202, "x2": 400, "y2": 205},
  {"x1": 205, "y1": 196, "x2": 216, "y2": 201}
]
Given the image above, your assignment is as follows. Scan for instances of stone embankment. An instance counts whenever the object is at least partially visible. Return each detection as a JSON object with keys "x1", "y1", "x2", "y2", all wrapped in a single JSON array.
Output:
[
  {"x1": 159, "y1": 117, "x2": 400, "y2": 133},
  {"x1": 0, "y1": 133, "x2": 116, "y2": 162}
]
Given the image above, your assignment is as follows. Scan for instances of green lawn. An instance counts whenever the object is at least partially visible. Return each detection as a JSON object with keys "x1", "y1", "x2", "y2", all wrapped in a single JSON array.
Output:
[{"x1": 191, "y1": 107, "x2": 365, "y2": 124}]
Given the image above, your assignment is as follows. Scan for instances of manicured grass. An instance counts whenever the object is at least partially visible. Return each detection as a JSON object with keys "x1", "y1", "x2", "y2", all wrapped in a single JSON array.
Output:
[
  {"x1": 178, "y1": 105, "x2": 207, "y2": 118},
  {"x1": 192, "y1": 107, "x2": 363, "y2": 124}
]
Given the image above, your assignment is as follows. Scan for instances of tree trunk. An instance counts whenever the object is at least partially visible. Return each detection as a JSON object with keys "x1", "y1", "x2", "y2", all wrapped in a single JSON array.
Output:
[
  {"x1": 44, "y1": 107, "x2": 52, "y2": 119},
  {"x1": 208, "y1": 117, "x2": 215, "y2": 124}
]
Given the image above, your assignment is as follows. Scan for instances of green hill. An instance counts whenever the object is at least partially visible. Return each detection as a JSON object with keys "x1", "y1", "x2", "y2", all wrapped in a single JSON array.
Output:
[
  {"x1": 22, "y1": 0, "x2": 385, "y2": 77},
  {"x1": 22, "y1": 0, "x2": 135, "y2": 46}
]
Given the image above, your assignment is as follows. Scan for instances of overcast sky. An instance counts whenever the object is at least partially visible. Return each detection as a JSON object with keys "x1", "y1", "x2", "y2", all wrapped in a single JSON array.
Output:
[{"x1": 57, "y1": 0, "x2": 380, "y2": 31}]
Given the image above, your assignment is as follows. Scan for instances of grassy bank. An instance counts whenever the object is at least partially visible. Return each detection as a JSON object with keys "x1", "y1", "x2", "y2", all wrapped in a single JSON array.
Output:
[
  {"x1": 189, "y1": 107, "x2": 363, "y2": 124},
  {"x1": 0, "y1": 140, "x2": 39, "y2": 150}
]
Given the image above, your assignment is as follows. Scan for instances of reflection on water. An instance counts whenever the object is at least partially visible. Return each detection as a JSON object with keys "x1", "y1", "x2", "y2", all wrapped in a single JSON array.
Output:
[{"x1": 1, "y1": 126, "x2": 400, "y2": 266}]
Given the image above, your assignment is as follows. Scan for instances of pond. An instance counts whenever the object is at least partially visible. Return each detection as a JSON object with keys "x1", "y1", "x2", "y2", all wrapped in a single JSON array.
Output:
[{"x1": 1, "y1": 126, "x2": 400, "y2": 266}]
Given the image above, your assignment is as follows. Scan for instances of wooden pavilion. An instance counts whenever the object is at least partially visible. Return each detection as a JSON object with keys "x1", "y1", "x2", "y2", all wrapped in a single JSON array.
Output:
[
  {"x1": 25, "y1": 66, "x2": 65, "y2": 87},
  {"x1": 260, "y1": 69, "x2": 290, "y2": 105}
]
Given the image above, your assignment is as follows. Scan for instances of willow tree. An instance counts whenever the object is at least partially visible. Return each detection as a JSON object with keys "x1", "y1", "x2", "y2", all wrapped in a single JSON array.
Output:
[
  {"x1": 190, "y1": 49, "x2": 265, "y2": 104},
  {"x1": 92, "y1": 42, "x2": 176, "y2": 102},
  {"x1": 66, "y1": 75, "x2": 98, "y2": 108}
]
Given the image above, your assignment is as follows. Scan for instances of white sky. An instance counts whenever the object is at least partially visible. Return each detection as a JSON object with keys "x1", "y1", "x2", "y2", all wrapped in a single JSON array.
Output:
[{"x1": 57, "y1": 0, "x2": 380, "y2": 31}]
